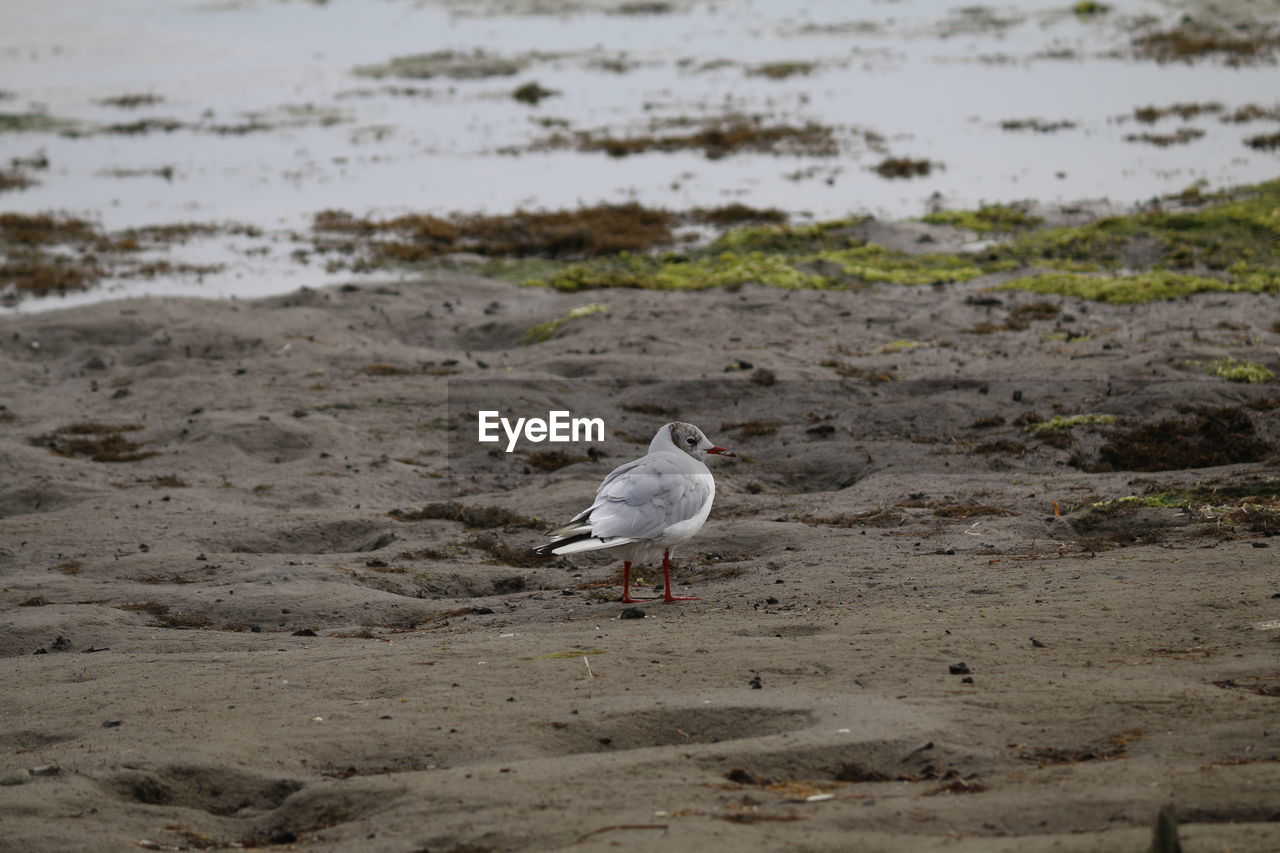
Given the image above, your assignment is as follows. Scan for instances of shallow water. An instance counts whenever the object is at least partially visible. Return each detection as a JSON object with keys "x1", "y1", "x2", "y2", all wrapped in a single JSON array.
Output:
[{"x1": 1, "y1": 0, "x2": 1278, "y2": 310}]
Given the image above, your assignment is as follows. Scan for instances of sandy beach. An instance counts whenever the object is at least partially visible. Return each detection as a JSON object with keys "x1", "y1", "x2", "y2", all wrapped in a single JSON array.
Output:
[
  {"x1": 2, "y1": 239, "x2": 1278, "y2": 850},
  {"x1": 4, "y1": 0, "x2": 1280, "y2": 848}
]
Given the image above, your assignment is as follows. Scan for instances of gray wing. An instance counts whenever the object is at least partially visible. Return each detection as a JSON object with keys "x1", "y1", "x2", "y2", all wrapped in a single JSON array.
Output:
[{"x1": 582, "y1": 453, "x2": 712, "y2": 541}]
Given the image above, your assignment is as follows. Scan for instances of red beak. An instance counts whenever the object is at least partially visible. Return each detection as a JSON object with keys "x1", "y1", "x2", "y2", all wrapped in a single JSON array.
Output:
[{"x1": 707, "y1": 446, "x2": 737, "y2": 458}]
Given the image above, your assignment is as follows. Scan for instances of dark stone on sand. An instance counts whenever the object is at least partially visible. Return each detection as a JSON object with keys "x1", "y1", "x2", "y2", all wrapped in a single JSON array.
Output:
[
  {"x1": 618, "y1": 607, "x2": 645, "y2": 619},
  {"x1": 949, "y1": 662, "x2": 971, "y2": 675},
  {"x1": 748, "y1": 675, "x2": 763, "y2": 689},
  {"x1": 292, "y1": 628, "x2": 317, "y2": 636},
  {"x1": 725, "y1": 768, "x2": 761, "y2": 785},
  {"x1": 103, "y1": 719, "x2": 121, "y2": 727}
]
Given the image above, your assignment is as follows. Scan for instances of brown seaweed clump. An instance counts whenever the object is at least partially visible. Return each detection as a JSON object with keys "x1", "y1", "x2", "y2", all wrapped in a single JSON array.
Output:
[
  {"x1": 1080, "y1": 407, "x2": 1271, "y2": 472},
  {"x1": 873, "y1": 157, "x2": 933, "y2": 179},
  {"x1": 312, "y1": 203, "x2": 677, "y2": 267},
  {"x1": 538, "y1": 114, "x2": 839, "y2": 160},
  {"x1": 30, "y1": 423, "x2": 157, "y2": 462},
  {"x1": 390, "y1": 502, "x2": 541, "y2": 529},
  {"x1": 1131, "y1": 21, "x2": 1280, "y2": 66}
]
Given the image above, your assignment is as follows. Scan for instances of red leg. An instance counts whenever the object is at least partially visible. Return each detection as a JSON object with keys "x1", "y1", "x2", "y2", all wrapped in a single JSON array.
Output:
[
  {"x1": 661, "y1": 550, "x2": 698, "y2": 603},
  {"x1": 621, "y1": 561, "x2": 655, "y2": 603}
]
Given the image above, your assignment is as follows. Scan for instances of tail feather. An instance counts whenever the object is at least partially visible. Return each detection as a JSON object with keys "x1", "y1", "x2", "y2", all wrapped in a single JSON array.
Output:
[{"x1": 529, "y1": 531, "x2": 637, "y2": 558}]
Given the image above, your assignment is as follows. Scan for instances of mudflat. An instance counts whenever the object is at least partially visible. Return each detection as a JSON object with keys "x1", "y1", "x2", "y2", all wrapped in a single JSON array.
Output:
[{"x1": 2, "y1": 243, "x2": 1278, "y2": 852}]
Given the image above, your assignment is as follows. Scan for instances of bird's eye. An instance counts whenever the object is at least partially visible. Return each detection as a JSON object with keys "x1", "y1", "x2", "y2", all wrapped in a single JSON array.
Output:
[{"x1": 685, "y1": 436, "x2": 696, "y2": 445}]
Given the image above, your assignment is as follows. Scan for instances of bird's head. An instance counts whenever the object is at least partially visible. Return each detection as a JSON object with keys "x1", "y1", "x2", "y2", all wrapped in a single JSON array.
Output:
[{"x1": 659, "y1": 421, "x2": 737, "y2": 460}]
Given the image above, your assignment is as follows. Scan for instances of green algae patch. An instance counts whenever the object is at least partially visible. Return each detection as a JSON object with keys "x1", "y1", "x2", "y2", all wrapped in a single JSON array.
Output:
[
  {"x1": 1072, "y1": 1, "x2": 1110, "y2": 16},
  {"x1": 821, "y1": 244, "x2": 985, "y2": 285},
  {"x1": 711, "y1": 218, "x2": 862, "y2": 252},
  {"x1": 995, "y1": 271, "x2": 1270, "y2": 304},
  {"x1": 523, "y1": 303, "x2": 610, "y2": 343},
  {"x1": 921, "y1": 204, "x2": 1042, "y2": 233},
  {"x1": 530, "y1": 251, "x2": 828, "y2": 292},
  {"x1": 1024, "y1": 414, "x2": 1116, "y2": 434},
  {"x1": 747, "y1": 61, "x2": 816, "y2": 79},
  {"x1": 986, "y1": 178, "x2": 1280, "y2": 277},
  {"x1": 1203, "y1": 358, "x2": 1276, "y2": 384},
  {"x1": 315, "y1": 177, "x2": 1280, "y2": 297},
  {"x1": 524, "y1": 237, "x2": 982, "y2": 292},
  {"x1": 0, "y1": 112, "x2": 81, "y2": 134}
]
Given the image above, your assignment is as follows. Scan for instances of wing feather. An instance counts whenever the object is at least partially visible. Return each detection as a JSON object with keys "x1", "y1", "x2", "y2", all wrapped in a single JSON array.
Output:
[{"x1": 583, "y1": 454, "x2": 712, "y2": 541}]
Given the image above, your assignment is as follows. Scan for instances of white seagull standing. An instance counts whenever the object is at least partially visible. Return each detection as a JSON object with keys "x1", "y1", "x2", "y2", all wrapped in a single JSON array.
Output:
[{"x1": 532, "y1": 422, "x2": 736, "y2": 603}]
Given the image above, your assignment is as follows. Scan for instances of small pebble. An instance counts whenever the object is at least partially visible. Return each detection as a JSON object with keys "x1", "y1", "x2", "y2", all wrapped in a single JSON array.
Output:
[
  {"x1": 103, "y1": 719, "x2": 122, "y2": 728},
  {"x1": 618, "y1": 607, "x2": 645, "y2": 620},
  {"x1": 28, "y1": 765, "x2": 59, "y2": 777},
  {"x1": 949, "y1": 662, "x2": 971, "y2": 675}
]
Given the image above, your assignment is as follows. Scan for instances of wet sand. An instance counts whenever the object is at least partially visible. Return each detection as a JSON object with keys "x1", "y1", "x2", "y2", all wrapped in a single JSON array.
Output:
[{"x1": 2, "y1": 246, "x2": 1278, "y2": 850}]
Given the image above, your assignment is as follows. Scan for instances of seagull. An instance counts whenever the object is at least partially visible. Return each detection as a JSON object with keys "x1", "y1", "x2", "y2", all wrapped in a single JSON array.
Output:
[{"x1": 532, "y1": 422, "x2": 736, "y2": 603}]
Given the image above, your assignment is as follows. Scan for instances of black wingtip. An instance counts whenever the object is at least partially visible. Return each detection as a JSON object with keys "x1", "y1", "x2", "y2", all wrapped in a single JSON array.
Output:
[{"x1": 528, "y1": 531, "x2": 594, "y2": 558}]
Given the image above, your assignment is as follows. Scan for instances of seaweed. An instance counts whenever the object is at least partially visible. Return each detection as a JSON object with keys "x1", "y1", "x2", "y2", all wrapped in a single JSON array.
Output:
[
  {"x1": 523, "y1": 303, "x2": 609, "y2": 343},
  {"x1": 720, "y1": 420, "x2": 781, "y2": 439},
  {"x1": 97, "y1": 93, "x2": 164, "y2": 108},
  {"x1": 1124, "y1": 128, "x2": 1205, "y2": 147},
  {"x1": 620, "y1": 403, "x2": 680, "y2": 417},
  {"x1": 1202, "y1": 358, "x2": 1275, "y2": 383},
  {"x1": 996, "y1": 271, "x2": 1273, "y2": 304},
  {"x1": 932, "y1": 504, "x2": 1017, "y2": 519},
  {"x1": 746, "y1": 62, "x2": 816, "y2": 79},
  {"x1": 1245, "y1": 131, "x2": 1280, "y2": 151},
  {"x1": 999, "y1": 118, "x2": 1076, "y2": 133},
  {"x1": 1024, "y1": 414, "x2": 1116, "y2": 434},
  {"x1": 30, "y1": 423, "x2": 155, "y2": 462},
  {"x1": 520, "y1": 449, "x2": 591, "y2": 471},
  {"x1": 873, "y1": 157, "x2": 933, "y2": 179},
  {"x1": 313, "y1": 203, "x2": 678, "y2": 266},
  {"x1": 545, "y1": 114, "x2": 839, "y2": 160},
  {"x1": 1082, "y1": 407, "x2": 1271, "y2": 472},
  {"x1": 689, "y1": 204, "x2": 787, "y2": 227},
  {"x1": 922, "y1": 204, "x2": 1042, "y2": 233},
  {"x1": 390, "y1": 502, "x2": 541, "y2": 529},
  {"x1": 513, "y1": 81, "x2": 558, "y2": 105},
  {"x1": 1131, "y1": 102, "x2": 1222, "y2": 123},
  {"x1": 464, "y1": 535, "x2": 543, "y2": 568},
  {"x1": 1131, "y1": 20, "x2": 1280, "y2": 66}
]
